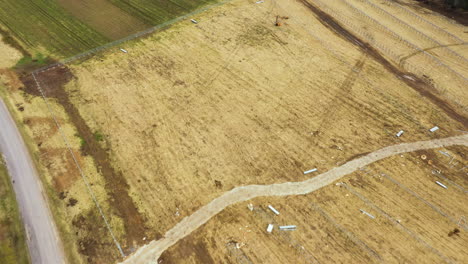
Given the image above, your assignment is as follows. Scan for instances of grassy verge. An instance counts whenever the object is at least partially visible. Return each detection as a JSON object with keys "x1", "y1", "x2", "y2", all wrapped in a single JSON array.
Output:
[
  {"x1": 0, "y1": 86, "x2": 80, "y2": 264},
  {"x1": 0, "y1": 158, "x2": 30, "y2": 264}
]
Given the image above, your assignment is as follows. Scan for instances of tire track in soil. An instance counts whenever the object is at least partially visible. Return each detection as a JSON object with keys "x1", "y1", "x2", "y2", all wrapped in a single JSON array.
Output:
[
  {"x1": 400, "y1": 43, "x2": 468, "y2": 62},
  {"x1": 19, "y1": 66, "x2": 150, "y2": 257},
  {"x1": 314, "y1": 53, "x2": 368, "y2": 139},
  {"x1": 121, "y1": 135, "x2": 468, "y2": 263},
  {"x1": 300, "y1": 0, "x2": 468, "y2": 128}
]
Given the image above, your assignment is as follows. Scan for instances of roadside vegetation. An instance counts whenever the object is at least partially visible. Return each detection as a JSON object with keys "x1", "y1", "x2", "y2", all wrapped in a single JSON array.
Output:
[{"x1": 0, "y1": 159, "x2": 30, "y2": 264}]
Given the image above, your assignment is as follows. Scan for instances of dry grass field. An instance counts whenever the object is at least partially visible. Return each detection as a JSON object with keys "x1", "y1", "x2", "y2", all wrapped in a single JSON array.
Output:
[
  {"x1": 160, "y1": 145, "x2": 467, "y2": 263},
  {"x1": 0, "y1": 0, "x2": 466, "y2": 263},
  {"x1": 0, "y1": 36, "x2": 22, "y2": 68}
]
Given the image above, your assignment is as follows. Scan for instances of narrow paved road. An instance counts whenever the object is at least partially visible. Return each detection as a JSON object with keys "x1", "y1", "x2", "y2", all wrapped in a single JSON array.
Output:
[
  {"x1": 0, "y1": 99, "x2": 65, "y2": 264},
  {"x1": 122, "y1": 134, "x2": 468, "y2": 264}
]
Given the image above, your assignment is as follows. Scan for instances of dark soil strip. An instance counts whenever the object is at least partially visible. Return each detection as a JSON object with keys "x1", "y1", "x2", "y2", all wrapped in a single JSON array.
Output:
[
  {"x1": 20, "y1": 66, "x2": 148, "y2": 256},
  {"x1": 400, "y1": 43, "x2": 468, "y2": 62},
  {"x1": 299, "y1": 0, "x2": 468, "y2": 128},
  {"x1": 345, "y1": 152, "x2": 371, "y2": 163},
  {"x1": 0, "y1": 26, "x2": 30, "y2": 57}
]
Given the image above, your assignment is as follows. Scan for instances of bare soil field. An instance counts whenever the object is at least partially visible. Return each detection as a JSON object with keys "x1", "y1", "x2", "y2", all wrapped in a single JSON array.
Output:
[
  {"x1": 0, "y1": 0, "x2": 466, "y2": 263},
  {"x1": 160, "y1": 147, "x2": 467, "y2": 263}
]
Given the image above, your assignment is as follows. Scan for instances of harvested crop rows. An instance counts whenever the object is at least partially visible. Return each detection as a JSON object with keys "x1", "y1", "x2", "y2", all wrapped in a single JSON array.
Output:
[
  {"x1": 0, "y1": 0, "x2": 466, "y2": 263},
  {"x1": 0, "y1": 0, "x2": 219, "y2": 57}
]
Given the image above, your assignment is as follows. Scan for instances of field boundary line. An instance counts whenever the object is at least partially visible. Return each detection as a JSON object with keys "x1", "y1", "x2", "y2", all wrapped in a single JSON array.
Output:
[
  {"x1": 340, "y1": 183, "x2": 453, "y2": 264},
  {"x1": 33, "y1": 0, "x2": 236, "y2": 75},
  {"x1": 32, "y1": 72, "x2": 125, "y2": 257},
  {"x1": 121, "y1": 135, "x2": 468, "y2": 263}
]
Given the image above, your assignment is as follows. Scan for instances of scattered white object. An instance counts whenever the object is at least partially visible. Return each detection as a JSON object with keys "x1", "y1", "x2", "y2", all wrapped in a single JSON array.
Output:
[
  {"x1": 396, "y1": 130, "x2": 404, "y2": 137},
  {"x1": 267, "y1": 224, "x2": 274, "y2": 233},
  {"x1": 247, "y1": 203, "x2": 254, "y2": 211},
  {"x1": 403, "y1": 75, "x2": 415, "y2": 81},
  {"x1": 143, "y1": 237, "x2": 146, "y2": 241},
  {"x1": 304, "y1": 168, "x2": 317, "y2": 175},
  {"x1": 268, "y1": 205, "x2": 280, "y2": 215},
  {"x1": 255, "y1": 0, "x2": 264, "y2": 3},
  {"x1": 429, "y1": 126, "x2": 439, "y2": 132},
  {"x1": 458, "y1": 216, "x2": 467, "y2": 228},
  {"x1": 435, "y1": 181, "x2": 448, "y2": 189},
  {"x1": 279, "y1": 225, "x2": 297, "y2": 230},
  {"x1": 438, "y1": 151, "x2": 451, "y2": 157},
  {"x1": 360, "y1": 209, "x2": 375, "y2": 219},
  {"x1": 190, "y1": 19, "x2": 198, "y2": 24},
  {"x1": 120, "y1": 48, "x2": 128, "y2": 53}
]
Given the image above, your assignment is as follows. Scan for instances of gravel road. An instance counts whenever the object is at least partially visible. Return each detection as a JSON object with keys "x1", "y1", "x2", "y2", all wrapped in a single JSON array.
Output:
[{"x1": 0, "y1": 99, "x2": 65, "y2": 264}]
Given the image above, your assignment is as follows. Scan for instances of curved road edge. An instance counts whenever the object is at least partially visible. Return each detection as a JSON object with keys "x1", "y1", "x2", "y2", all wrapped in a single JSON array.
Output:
[
  {"x1": 122, "y1": 134, "x2": 468, "y2": 264},
  {"x1": 0, "y1": 99, "x2": 65, "y2": 264}
]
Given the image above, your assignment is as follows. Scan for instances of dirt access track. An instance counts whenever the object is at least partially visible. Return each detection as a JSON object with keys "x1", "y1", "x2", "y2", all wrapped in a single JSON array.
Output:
[{"x1": 122, "y1": 135, "x2": 468, "y2": 263}]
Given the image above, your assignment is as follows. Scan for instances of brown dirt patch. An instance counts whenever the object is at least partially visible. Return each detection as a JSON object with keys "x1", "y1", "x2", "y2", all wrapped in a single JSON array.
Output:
[
  {"x1": 0, "y1": 69, "x2": 23, "y2": 91},
  {"x1": 40, "y1": 148, "x2": 81, "y2": 192},
  {"x1": 159, "y1": 234, "x2": 216, "y2": 264},
  {"x1": 23, "y1": 117, "x2": 59, "y2": 142},
  {"x1": 72, "y1": 210, "x2": 121, "y2": 264},
  {"x1": 20, "y1": 66, "x2": 148, "y2": 253},
  {"x1": 301, "y1": 0, "x2": 468, "y2": 128}
]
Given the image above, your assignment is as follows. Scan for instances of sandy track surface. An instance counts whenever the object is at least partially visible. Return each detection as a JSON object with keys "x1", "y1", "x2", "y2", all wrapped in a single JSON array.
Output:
[
  {"x1": 121, "y1": 134, "x2": 468, "y2": 264},
  {"x1": 0, "y1": 99, "x2": 65, "y2": 264}
]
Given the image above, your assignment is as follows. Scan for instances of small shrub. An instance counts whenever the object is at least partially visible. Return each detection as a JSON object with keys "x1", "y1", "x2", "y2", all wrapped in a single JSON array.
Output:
[{"x1": 93, "y1": 131, "x2": 104, "y2": 142}]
